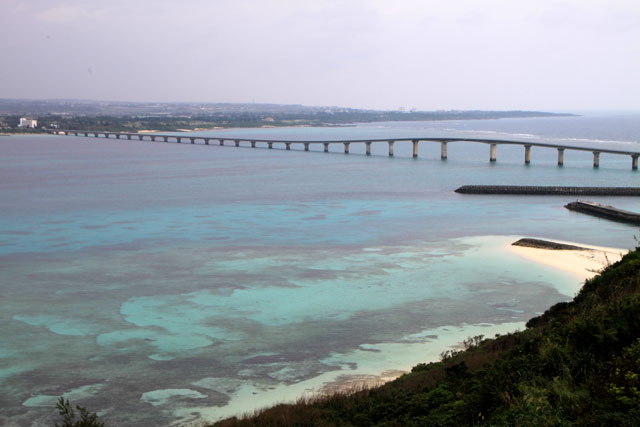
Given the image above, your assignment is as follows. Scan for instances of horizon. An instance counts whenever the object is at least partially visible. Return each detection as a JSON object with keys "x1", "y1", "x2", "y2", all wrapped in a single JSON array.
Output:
[
  {"x1": 1, "y1": 1, "x2": 638, "y2": 111},
  {"x1": 4, "y1": 97, "x2": 640, "y2": 116}
]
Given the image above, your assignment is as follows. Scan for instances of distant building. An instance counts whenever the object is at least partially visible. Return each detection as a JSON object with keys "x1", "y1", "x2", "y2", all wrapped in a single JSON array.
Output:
[{"x1": 18, "y1": 118, "x2": 38, "y2": 128}]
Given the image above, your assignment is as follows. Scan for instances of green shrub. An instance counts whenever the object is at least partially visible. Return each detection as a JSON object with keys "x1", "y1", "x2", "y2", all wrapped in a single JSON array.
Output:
[{"x1": 55, "y1": 397, "x2": 103, "y2": 427}]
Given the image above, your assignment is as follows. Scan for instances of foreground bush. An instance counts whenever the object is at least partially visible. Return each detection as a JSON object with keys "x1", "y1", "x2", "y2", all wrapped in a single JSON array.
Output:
[{"x1": 55, "y1": 397, "x2": 103, "y2": 427}]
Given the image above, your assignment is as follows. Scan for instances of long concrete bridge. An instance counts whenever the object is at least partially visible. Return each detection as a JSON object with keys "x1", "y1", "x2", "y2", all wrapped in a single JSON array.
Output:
[{"x1": 48, "y1": 129, "x2": 640, "y2": 169}]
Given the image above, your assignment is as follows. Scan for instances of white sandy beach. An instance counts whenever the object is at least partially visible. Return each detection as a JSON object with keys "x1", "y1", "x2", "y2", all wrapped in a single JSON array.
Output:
[{"x1": 509, "y1": 238, "x2": 627, "y2": 283}]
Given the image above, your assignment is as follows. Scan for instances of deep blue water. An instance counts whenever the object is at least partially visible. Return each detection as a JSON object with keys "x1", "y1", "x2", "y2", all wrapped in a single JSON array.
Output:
[{"x1": 1, "y1": 113, "x2": 639, "y2": 425}]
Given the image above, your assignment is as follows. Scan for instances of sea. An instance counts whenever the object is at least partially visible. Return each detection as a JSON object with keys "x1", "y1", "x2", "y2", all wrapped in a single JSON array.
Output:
[{"x1": 1, "y1": 112, "x2": 640, "y2": 426}]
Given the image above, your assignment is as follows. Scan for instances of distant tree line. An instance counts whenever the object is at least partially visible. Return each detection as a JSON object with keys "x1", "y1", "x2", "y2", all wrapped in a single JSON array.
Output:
[{"x1": 0, "y1": 110, "x2": 572, "y2": 133}]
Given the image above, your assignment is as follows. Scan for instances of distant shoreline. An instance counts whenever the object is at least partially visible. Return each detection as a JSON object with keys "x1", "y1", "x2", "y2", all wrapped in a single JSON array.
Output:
[{"x1": 0, "y1": 105, "x2": 575, "y2": 134}]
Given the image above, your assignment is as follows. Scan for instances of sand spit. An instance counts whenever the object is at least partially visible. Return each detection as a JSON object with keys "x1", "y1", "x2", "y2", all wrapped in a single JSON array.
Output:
[{"x1": 509, "y1": 237, "x2": 627, "y2": 282}]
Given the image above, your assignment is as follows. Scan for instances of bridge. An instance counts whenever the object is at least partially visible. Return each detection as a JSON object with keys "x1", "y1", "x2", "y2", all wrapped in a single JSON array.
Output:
[{"x1": 48, "y1": 130, "x2": 640, "y2": 169}]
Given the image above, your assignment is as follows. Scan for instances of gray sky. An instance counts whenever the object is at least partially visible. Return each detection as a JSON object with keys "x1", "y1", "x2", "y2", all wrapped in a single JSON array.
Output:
[{"x1": 1, "y1": 0, "x2": 639, "y2": 111}]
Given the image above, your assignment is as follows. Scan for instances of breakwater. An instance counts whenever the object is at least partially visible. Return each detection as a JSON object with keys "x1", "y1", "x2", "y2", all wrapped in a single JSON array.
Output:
[
  {"x1": 565, "y1": 201, "x2": 640, "y2": 224},
  {"x1": 455, "y1": 185, "x2": 640, "y2": 196}
]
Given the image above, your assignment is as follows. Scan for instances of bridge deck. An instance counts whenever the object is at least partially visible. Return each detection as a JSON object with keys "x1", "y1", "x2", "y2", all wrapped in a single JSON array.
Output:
[{"x1": 48, "y1": 130, "x2": 640, "y2": 169}]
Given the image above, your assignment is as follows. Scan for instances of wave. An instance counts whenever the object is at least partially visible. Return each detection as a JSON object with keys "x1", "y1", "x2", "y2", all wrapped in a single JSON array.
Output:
[
  {"x1": 357, "y1": 121, "x2": 640, "y2": 147},
  {"x1": 442, "y1": 129, "x2": 639, "y2": 146},
  {"x1": 445, "y1": 129, "x2": 541, "y2": 140},
  {"x1": 546, "y1": 137, "x2": 640, "y2": 146}
]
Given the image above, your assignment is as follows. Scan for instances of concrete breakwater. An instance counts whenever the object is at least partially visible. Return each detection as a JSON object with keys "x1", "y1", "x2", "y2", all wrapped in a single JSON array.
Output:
[
  {"x1": 455, "y1": 185, "x2": 640, "y2": 196},
  {"x1": 565, "y1": 201, "x2": 640, "y2": 224}
]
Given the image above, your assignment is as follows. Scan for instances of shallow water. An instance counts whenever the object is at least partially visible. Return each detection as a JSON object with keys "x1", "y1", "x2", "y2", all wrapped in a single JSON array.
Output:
[{"x1": 1, "y1": 114, "x2": 640, "y2": 425}]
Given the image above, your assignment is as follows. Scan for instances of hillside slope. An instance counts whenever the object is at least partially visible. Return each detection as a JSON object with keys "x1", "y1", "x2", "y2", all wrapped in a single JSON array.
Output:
[{"x1": 213, "y1": 248, "x2": 640, "y2": 426}]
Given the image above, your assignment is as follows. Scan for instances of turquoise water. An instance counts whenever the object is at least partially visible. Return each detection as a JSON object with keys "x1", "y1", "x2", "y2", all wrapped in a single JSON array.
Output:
[{"x1": 1, "y1": 114, "x2": 640, "y2": 425}]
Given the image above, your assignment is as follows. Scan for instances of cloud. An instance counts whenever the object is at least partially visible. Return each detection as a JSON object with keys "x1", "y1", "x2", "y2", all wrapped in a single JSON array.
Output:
[{"x1": 0, "y1": 0, "x2": 638, "y2": 110}]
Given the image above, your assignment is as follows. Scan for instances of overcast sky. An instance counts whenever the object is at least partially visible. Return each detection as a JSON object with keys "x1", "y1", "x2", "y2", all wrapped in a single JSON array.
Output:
[{"x1": 1, "y1": 0, "x2": 639, "y2": 111}]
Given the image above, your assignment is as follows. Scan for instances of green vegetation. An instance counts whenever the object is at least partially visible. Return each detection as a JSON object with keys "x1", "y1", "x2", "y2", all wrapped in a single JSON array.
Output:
[
  {"x1": 0, "y1": 111, "x2": 571, "y2": 133},
  {"x1": 213, "y1": 248, "x2": 640, "y2": 426},
  {"x1": 0, "y1": 99, "x2": 573, "y2": 133},
  {"x1": 55, "y1": 397, "x2": 103, "y2": 427}
]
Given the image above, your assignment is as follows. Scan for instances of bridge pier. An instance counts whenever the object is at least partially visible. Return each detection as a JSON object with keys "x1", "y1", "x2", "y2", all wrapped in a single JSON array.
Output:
[
  {"x1": 204, "y1": 138, "x2": 209, "y2": 145},
  {"x1": 127, "y1": 134, "x2": 131, "y2": 140},
  {"x1": 84, "y1": 132, "x2": 89, "y2": 137},
  {"x1": 251, "y1": 141, "x2": 256, "y2": 148},
  {"x1": 388, "y1": 141, "x2": 395, "y2": 157},
  {"x1": 115, "y1": 134, "x2": 121, "y2": 139},
  {"x1": 268, "y1": 142, "x2": 273, "y2": 149},
  {"x1": 151, "y1": 136, "x2": 157, "y2": 142},
  {"x1": 218, "y1": 139, "x2": 223, "y2": 146},
  {"x1": 593, "y1": 151, "x2": 600, "y2": 168},
  {"x1": 490, "y1": 143, "x2": 497, "y2": 162},
  {"x1": 557, "y1": 148, "x2": 564, "y2": 166},
  {"x1": 138, "y1": 135, "x2": 145, "y2": 140},
  {"x1": 323, "y1": 143, "x2": 329, "y2": 153},
  {"x1": 285, "y1": 143, "x2": 291, "y2": 150},
  {"x1": 162, "y1": 136, "x2": 168, "y2": 142},
  {"x1": 365, "y1": 141, "x2": 371, "y2": 155},
  {"x1": 190, "y1": 138, "x2": 195, "y2": 144},
  {"x1": 412, "y1": 140, "x2": 419, "y2": 158},
  {"x1": 235, "y1": 140, "x2": 240, "y2": 147},
  {"x1": 524, "y1": 145, "x2": 531, "y2": 164},
  {"x1": 94, "y1": 133, "x2": 99, "y2": 138},
  {"x1": 75, "y1": 132, "x2": 79, "y2": 136},
  {"x1": 633, "y1": 155, "x2": 639, "y2": 170},
  {"x1": 344, "y1": 143, "x2": 350, "y2": 154},
  {"x1": 441, "y1": 142, "x2": 448, "y2": 159},
  {"x1": 305, "y1": 143, "x2": 310, "y2": 152}
]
